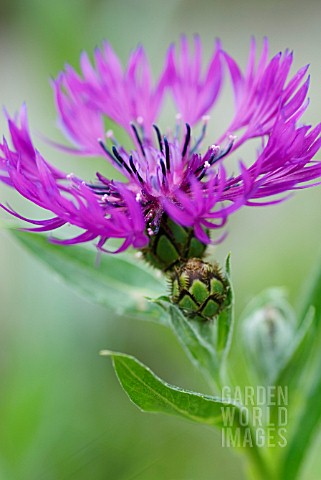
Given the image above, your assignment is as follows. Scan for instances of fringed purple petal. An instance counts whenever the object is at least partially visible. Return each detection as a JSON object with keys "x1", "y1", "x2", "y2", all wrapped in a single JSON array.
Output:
[
  {"x1": 53, "y1": 42, "x2": 169, "y2": 154},
  {"x1": 221, "y1": 39, "x2": 310, "y2": 149},
  {"x1": 52, "y1": 75, "x2": 105, "y2": 155},
  {"x1": 0, "y1": 108, "x2": 148, "y2": 251},
  {"x1": 222, "y1": 114, "x2": 321, "y2": 206},
  {"x1": 2, "y1": 38, "x2": 321, "y2": 255},
  {"x1": 167, "y1": 35, "x2": 223, "y2": 125}
]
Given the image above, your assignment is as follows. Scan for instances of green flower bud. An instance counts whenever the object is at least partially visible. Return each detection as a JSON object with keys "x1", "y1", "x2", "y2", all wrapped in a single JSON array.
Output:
[
  {"x1": 170, "y1": 258, "x2": 228, "y2": 321},
  {"x1": 141, "y1": 215, "x2": 207, "y2": 272},
  {"x1": 242, "y1": 290, "x2": 296, "y2": 383}
]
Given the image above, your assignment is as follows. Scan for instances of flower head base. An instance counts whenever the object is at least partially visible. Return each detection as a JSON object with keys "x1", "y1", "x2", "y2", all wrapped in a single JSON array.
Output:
[
  {"x1": 1, "y1": 37, "x2": 321, "y2": 264},
  {"x1": 171, "y1": 258, "x2": 228, "y2": 321},
  {"x1": 141, "y1": 215, "x2": 207, "y2": 272}
]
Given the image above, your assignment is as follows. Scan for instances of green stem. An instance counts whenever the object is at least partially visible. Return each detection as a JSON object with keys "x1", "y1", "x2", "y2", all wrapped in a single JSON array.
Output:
[{"x1": 245, "y1": 442, "x2": 273, "y2": 480}]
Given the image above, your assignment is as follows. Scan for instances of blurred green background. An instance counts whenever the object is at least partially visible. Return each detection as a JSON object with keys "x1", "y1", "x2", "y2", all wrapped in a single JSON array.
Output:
[{"x1": 1, "y1": 0, "x2": 321, "y2": 479}]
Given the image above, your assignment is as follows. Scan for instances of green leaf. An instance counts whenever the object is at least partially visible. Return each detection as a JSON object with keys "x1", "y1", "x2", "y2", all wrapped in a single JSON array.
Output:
[
  {"x1": 279, "y1": 343, "x2": 321, "y2": 480},
  {"x1": 285, "y1": 254, "x2": 321, "y2": 391},
  {"x1": 11, "y1": 230, "x2": 166, "y2": 319},
  {"x1": 275, "y1": 252, "x2": 321, "y2": 479},
  {"x1": 216, "y1": 253, "x2": 234, "y2": 360},
  {"x1": 238, "y1": 289, "x2": 321, "y2": 480},
  {"x1": 272, "y1": 307, "x2": 314, "y2": 396},
  {"x1": 265, "y1": 308, "x2": 315, "y2": 448},
  {"x1": 102, "y1": 350, "x2": 271, "y2": 479},
  {"x1": 103, "y1": 349, "x2": 242, "y2": 426},
  {"x1": 297, "y1": 251, "x2": 321, "y2": 325},
  {"x1": 154, "y1": 298, "x2": 219, "y2": 383}
]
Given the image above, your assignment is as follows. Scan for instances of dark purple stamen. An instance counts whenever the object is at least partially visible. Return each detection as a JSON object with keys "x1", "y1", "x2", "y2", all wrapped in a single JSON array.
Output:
[
  {"x1": 164, "y1": 136, "x2": 171, "y2": 171},
  {"x1": 112, "y1": 146, "x2": 133, "y2": 176},
  {"x1": 182, "y1": 123, "x2": 191, "y2": 157},
  {"x1": 160, "y1": 158, "x2": 166, "y2": 177},
  {"x1": 88, "y1": 181, "x2": 122, "y2": 202},
  {"x1": 194, "y1": 158, "x2": 213, "y2": 176},
  {"x1": 129, "y1": 155, "x2": 137, "y2": 174},
  {"x1": 195, "y1": 138, "x2": 236, "y2": 180},
  {"x1": 98, "y1": 139, "x2": 116, "y2": 162},
  {"x1": 129, "y1": 154, "x2": 144, "y2": 183},
  {"x1": 153, "y1": 124, "x2": 164, "y2": 153},
  {"x1": 131, "y1": 123, "x2": 146, "y2": 157},
  {"x1": 89, "y1": 185, "x2": 111, "y2": 194},
  {"x1": 210, "y1": 141, "x2": 234, "y2": 165},
  {"x1": 197, "y1": 168, "x2": 208, "y2": 181}
]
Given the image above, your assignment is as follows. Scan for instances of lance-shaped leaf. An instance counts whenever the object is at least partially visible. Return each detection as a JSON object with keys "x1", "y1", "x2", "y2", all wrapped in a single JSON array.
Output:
[
  {"x1": 216, "y1": 254, "x2": 234, "y2": 360},
  {"x1": 276, "y1": 253, "x2": 321, "y2": 479},
  {"x1": 11, "y1": 230, "x2": 166, "y2": 320},
  {"x1": 154, "y1": 298, "x2": 219, "y2": 383},
  {"x1": 297, "y1": 251, "x2": 321, "y2": 325},
  {"x1": 279, "y1": 344, "x2": 321, "y2": 480},
  {"x1": 265, "y1": 252, "x2": 321, "y2": 479},
  {"x1": 270, "y1": 307, "x2": 314, "y2": 401},
  {"x1": 102, "y1": 350, "x2": 270, "y2": 479},
  {"x1": 103, "y1": 350, "x2": 243, "y2": 427}
]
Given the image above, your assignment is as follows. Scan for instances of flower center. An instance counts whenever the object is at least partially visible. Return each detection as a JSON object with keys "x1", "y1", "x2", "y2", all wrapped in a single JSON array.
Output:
[
  {"x1": 89, "y1": 120, "x2": 236, "y2": 262},
  {"x1": 97, "y1": 120, "x2": 235, "y2": 191}
]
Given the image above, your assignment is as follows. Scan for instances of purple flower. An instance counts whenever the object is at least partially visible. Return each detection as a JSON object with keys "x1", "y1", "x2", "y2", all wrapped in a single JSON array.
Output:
[{"x1": 1, "y1": 37, "x2": 321, "y2": 253}]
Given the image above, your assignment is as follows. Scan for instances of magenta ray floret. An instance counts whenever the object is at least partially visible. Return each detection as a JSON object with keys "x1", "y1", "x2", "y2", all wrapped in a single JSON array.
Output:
[{"x1": 1, "y1": 38, "x2": 321, "y2": 252}]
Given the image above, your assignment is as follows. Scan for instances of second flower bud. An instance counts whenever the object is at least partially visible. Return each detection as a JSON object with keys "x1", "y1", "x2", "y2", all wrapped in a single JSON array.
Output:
[{"x1": 170, "y1": 257, "x2": 228, "y2": 321}]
